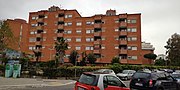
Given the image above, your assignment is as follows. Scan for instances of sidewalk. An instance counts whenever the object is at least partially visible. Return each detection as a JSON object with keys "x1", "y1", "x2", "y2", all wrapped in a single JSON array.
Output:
[{"x1": 0, "y1": 77, "x2": 76, "y2": 90}]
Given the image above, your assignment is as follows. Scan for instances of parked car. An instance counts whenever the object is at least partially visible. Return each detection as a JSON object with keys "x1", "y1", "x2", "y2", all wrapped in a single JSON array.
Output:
[
  {"x1": 171, "y1": 73, "x2": 180, "y2": 83},
  {"x1": 75, "y1": 72, "x2": 130, "y2": 90},
  {"x1": 116, "y1": 70, "x2": 136, "y2": 80},
  {"x1": 130, "y1": 71, "x2": 179, "y2": 90},
  {"x1": 94, "y1": 69, "x2": 116, "y2": 75}
]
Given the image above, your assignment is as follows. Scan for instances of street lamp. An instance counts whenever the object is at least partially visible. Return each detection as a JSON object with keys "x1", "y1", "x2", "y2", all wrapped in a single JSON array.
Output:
[
  {"x1": 48, "y1": 47, "x2": 54, "y2": 60},
  {"x1": 75, "y1": 54, "x2": 79, "y2": 80}
]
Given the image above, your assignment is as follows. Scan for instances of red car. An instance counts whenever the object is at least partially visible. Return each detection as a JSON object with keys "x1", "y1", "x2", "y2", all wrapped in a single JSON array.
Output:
[{"x1": 75, "y1": 72, "x2": 130, "y2": 90}]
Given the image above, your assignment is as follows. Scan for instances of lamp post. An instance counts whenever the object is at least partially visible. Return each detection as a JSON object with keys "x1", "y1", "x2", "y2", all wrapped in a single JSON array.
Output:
[
  {"x1": 75, "y1": 54, "x2": 79, "y2": 80},
  {"x1": 48, "y1": 47, "x2": 54, "y2": 60}
]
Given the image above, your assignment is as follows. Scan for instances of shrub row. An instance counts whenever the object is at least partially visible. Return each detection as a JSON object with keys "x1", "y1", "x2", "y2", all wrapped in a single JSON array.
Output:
[{"x1": 41, "y1": 64, "x2": 180, "y2": 78}]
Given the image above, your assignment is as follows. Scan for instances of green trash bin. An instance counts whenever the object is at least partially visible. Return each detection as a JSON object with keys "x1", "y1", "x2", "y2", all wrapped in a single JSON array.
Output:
[
  {"x1": 5, "y1": 64, "x2": 13, "y2": 78},
  {"x1": 13, "y1": 64, "x2": 21, "y2": 78}
]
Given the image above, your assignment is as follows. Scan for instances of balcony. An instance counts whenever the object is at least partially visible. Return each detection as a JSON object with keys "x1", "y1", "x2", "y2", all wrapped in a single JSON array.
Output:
[
  {"x1": 57, "y1": 33, "x2": 64, "y2": 37},
  {"x1": 94, "y1": 23, "x2": 101, "y2": 28},
  {"x1": 93, "y1": 49, "x2": 100, "y2": 54},
  {"x1": 36, "y1": 26, "x2": 43, "y2": 30},
  {"x1": 119, "y1": 31, "x2": 127, "y2": 36},
  {"x1": 35, "y1": 41, "x2": 41, "y2": 45},
  {"x1": 58, "y1": 17, "x2": 64, "y2": 21},
  {"x1": 94, "y1": 40, "x2": 101, "y2": 45},
  {"x1": 119, "y1": 49, "x2": 127, "y2": 54},
  {"x1": 94, "y1": 32, "x2": 102, "y2": 36},
  {"x1": 58, "y1": 25, "x2": 64, "y2": 29},
  {"x1": 119, "y1": 40, "x2": 127, "y2": 45},
  {"x1": 36, "y1": 34, "x2": 42, "y2": 37},
  {"x1": 120, "y1": 22, "x2": 127, "y2": 27},
  {"x1": 37, "y1": 18, "x2": 43, "y2": 22}
]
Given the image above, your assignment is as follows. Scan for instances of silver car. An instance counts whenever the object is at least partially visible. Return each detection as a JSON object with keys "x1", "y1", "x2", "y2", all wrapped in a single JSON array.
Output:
[{"x1": 116, "y1": 70, "x2": 136, "y2": 80}]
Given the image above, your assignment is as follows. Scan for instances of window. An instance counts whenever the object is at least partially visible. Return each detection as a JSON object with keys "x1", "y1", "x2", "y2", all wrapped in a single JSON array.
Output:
[
  {"x1": 65, "y1": 38, "x2": 71, "y2": 42},
  {"x1": 115, "y1": 37, "x2": 119, "y2": 40},
  {"x1": 101, "y1": 46, "x2": 105, "y2": 49},
  {"x1": 44, "y1": 15, "x2": 48, "y2": 18},
  {"x1": 76, "y1": 30, "x2": 81, "y2": 34},
  {"x1": 115, "y1": 46, "x2": 119, "y2": 49},
  {"x1": 65, "y1": 30, "x2": 72, "y2": 34},
  {"x1": 131, "y1": 28, "x2": 137, "y2": 32},
  {"x1": 28, "y1": 46, "x2": 35, "y2": 50},
  {"x1": 65, "y1": 14, "x2": 72, "y2": 18},
  {"x1": 76, "y1": 22, "x2": 82, "y2": 26},
  {"x1": 127, "y1": 28, "x2": 137, "y2": 32},
  {"x1": 131, "y1": 19, "x2": 137, "y2": 23},
  {"x1": 128, "y1": 46, "x2": 137, "y2": 50},
  {"x1": 101, "y1": 37, "x2": 105, "y2": 40},
  {"x1": 75, "y1": 46, "x2": 81, "y2": 50},
  {"x1": 29, "y1": 38, "x2": 36, "y2": 42},
  {"x1": 128, "y1": 56, "x2": 137, "y2": 60},
  {"x1": 128, "y1": 37, "x2": 137, "y2": 41},
  {"x1": 86, "y1": 21, "x2": 94, "y2": 25},
  {"x1": 115, "y1": 20, "x2": 119, "y2": 23},
  {"x1": 32, "y1": 16, "x2": 37, "y2": 20},
  {"x1": 64, "y1": 22, "x2": 72, "y2": 26},
  {"x1": 30, "y1": 31, "x2": 35, "y2": 34},
  {"x1": 86, "y1": 38, "x2": 94, "y2": 42},
  {"x1": 85, "y1": 46, "x2": 93, "y2": 50},
  {"x1": 31, "y1": 24, "x2": 37, "y2": 27},
  {"x1": 76, "y1": 38, "x2": 81, "y2": 42},
  {"x1": 68, "y1": 46, "x2": 71, "y2": 49},
  {"x1": 103, "y1": 76, "x2": 124, "y2": 87},
  {"x1": 115, "y1": 28, "x2": 119, "y2": 32},
  {"x1": 86, "y1": 29, "x2": 94, "y2": 34}
]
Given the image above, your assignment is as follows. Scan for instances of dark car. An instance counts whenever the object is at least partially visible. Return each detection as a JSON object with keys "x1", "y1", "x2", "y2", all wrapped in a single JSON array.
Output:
[{"x1": 130, "y1": 71, "x2": 179, "y2": 90}]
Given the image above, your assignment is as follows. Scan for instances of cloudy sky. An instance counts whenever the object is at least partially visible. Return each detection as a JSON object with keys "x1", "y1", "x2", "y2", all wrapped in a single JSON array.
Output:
[{"x1": 0, "y1": 0, "x2": 180, "y2": 55}]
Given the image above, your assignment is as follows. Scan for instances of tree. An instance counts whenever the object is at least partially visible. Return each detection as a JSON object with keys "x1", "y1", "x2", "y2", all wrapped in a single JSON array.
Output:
[
  {"x1": 68, "y1": 50, "x2": 78, "y2": 65},
  {"x1": 111, "y1": 56, "x2": 120, "y2": 64},
  {"x1": 144, "y1": 53, "x2": 157, "y2": 64},
  {"x1": 165, "y1": 33, "x2": 180, "y2": 66},
  {"x1": 55, "y1": 37, "x2": 68, "y2": 65},
  {"x1": 87, "y1": 53, "x2": 96, "y2": 64},
  {"x1": 33, "y1": 50, "x2": 41, "y2": 67},
  {"x1": 79, "y1": 51, "x2": 87, "y2": 66},
  {"x1": 0, "y1": 20, "x2": 15, "y2": 51},
  {"x1": 154, "y1": 58, "x2": 166, "y2": 66}
]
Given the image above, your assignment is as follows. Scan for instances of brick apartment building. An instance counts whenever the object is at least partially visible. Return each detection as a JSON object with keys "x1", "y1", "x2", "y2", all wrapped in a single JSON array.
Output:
[{"x1": 7, "y1": 6, "x2": 155, "y2": 64}]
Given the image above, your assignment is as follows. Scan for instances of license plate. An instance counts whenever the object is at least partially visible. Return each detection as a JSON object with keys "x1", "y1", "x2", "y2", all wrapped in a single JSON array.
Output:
[{"x1": 135, "y1": 83, "x2": 143, "y2": 86}]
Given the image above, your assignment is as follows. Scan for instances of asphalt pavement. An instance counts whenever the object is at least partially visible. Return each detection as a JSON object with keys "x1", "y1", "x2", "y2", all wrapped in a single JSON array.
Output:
[{"x1": 0, "y1": 76, "x2": 76, "y2": 90}]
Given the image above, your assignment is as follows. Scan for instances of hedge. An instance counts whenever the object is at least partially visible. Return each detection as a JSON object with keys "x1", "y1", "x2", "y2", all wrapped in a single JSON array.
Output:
[{"x1": 41, "y1": 64, "x2": 180, "y2": 79}]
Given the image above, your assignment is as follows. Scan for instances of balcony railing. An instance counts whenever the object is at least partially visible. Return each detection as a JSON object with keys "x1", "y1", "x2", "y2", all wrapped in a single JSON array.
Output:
[
  {"x1": 37, "y1": 18, "x2": 43, "y2": 22},
  {"x1": 58, "y1": 25, "x2": 64, "y2": 29},
  {"x1": 93, "y1": 50, "x2": 100, "y2": 54},
  {"x1": 119, "y1": 40, "x2": 127, "y2": 45},
  {"x1": 35, "y1": 41, "x2": 41, "y2": 45},
  {"x1": 57, "y1": 33, "x2": 64, "y2": 37},
  {"x1": 94, "y1": 40, "x2": 101, "y2": 45},
  {"x1": 36, "y1": 26, "x2": 43, "y2": 30},
  {"x1": 119, "y1": 14, "x2": 127, "y2": 19},
  {"x1": 119, "y1": 49, "x2": 127, "y2": 54},
  {"x1": 120, "y1": 22, "x2": 127, "y2": 27},
  {"x1": 36, "y1": 34, "x2": 42, "y2": 37},
  {"x1": 94, "y1": 32, "x2": 102, "y2": 36},
  {"x1": 58, "y1": 17, "x2": 64, "y2": 21},
  {"x1": 119, "y1": 31, "x2": 127, "y2": 36},
  {"x1": 94, "y1": 23, "x2": 101, "y2": 28}
]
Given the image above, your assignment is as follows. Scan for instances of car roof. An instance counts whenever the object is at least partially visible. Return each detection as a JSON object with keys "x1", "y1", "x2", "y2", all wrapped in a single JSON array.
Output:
[{"x1": 83, "y1": 72, "x2": 114, "y2": 76}]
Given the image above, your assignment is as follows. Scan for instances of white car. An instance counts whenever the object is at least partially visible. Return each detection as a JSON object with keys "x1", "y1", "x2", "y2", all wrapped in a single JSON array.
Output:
[
  {"x1": 116, "y1": 70, "x2": 136, "y2": 80},
  {"x1": 94, "y1": 69, "x2": 116, "y2": 75}
]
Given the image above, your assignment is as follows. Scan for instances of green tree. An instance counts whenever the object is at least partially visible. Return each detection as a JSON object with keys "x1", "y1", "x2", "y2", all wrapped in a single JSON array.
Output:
[
  {"x1": 154, "y1": 58, "x2": 166, "y2": 66},
  {"x1": 87, "y1": 53, "x2": 96, "y2": 64},
  {"x1": 68, "y1": 50, "x2": 78, "y2": 65},
  {"x1": 144, "y1": 53, "x2": 157, "y2": 64},
  {"x1": 33, "y1": 50, "x2": 41, "y2": 67},
  {"x1": 0, "y1": 20, "x2": 15, "y2": 51},
  {"x1": 111, "y1": 56, "x2": 120, "y2": 64},
  {"x1": 55, "y1": 37, "x2": 68, "y2": 65},
  {"x1": 79, "y1": 51, "x2": 87, "y2": 66},
  {"x1": 165, "y1": 33, "x2": 180, "y2": 66}
]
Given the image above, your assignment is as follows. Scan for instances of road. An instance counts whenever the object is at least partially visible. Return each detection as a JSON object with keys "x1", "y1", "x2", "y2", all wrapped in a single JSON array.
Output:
[{"x1": 14, "y1": 80, "x2": 130, "y2": 90}]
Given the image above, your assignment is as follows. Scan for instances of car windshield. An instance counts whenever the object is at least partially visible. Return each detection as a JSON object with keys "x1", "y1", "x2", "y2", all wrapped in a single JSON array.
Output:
[
  {"x1": 122, "y1": 70, "x2": 129, "y2": 74},
  {"x1": 172, "y1": 74, "x2": 180, "y2": 78},
  {"x1": 133, "y1": 72, "x2": 150, "y2": 79},
  {"x1": 79, "y1": 74, "x2": 96, "y2": 85},
  {"x1": 95, "y1": 69, "x2": 111, "y2": 73}
]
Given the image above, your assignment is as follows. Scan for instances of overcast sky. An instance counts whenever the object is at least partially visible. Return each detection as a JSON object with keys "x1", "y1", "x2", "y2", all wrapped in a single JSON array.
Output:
[{"x1": 0, "y1": 0, "x2": 180, "y2": 55}]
